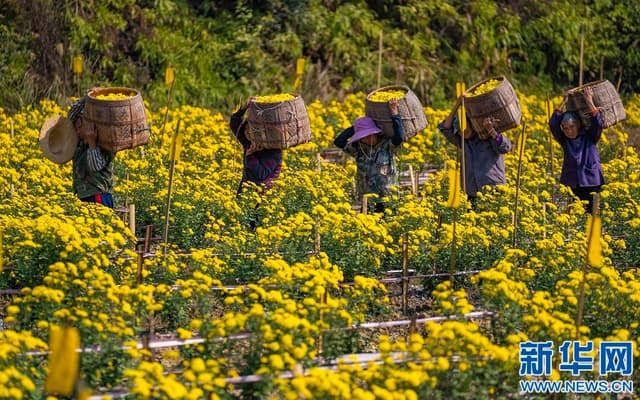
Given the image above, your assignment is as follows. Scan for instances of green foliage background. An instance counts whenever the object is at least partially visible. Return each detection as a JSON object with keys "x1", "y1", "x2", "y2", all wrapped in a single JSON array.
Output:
[{"x1": 1, "y1": 0, "x2": 639, "y2": 112}]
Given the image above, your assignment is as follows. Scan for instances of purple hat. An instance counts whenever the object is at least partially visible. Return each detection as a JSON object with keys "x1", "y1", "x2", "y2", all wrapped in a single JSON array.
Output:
[{"x1": 349, "y1": 116, "x2": 382, "y2": 143}]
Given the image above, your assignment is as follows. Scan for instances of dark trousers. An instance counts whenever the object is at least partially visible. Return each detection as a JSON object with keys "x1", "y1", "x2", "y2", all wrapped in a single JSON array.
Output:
[
  {"x1": 81, "y1": 193, "x2": 114, "y2": 208},
  {"x1": 571, "y1": 186, "x2": 602, "y2": 214}
]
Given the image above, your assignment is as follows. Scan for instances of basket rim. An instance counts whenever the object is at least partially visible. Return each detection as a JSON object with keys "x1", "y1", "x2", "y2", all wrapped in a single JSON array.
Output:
[
  {"x1": 464, "y1": 76, "x2": 508, "y2": 98},
  {"x1": 87, "y1": 86, "x2": 140, "y2": 99},
  {"x1": 366, "y1": 85, "x2": 410, "y2": 100},
  {"x1": 252, "y1": 93, "x2": 303, "y2": 105},
  {"x1": 569, "y1": 79, "x2": 613, "y2": 92}
]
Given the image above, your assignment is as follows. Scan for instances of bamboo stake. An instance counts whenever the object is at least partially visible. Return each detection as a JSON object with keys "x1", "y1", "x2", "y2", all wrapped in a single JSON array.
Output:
[
  {"x1": 163, "y1": 120, "x2": 182, "y2": 249},
  {"x1": 545, "y1": 96, "x2": 555, "y2": 204},
  {"x1": 599, "y1": 56, "x2": 604, "y2": 81},
  {"x1": 448, "y1": 208, "x2": 458, "y2": 284},
  {"x1": 542, "y1": 202, "x2": 547, "y2": 240},
  {"x1": 616, "y1": 67, "x2": 623, "y2": 92},
  {"x1": 512, "y1": 121, "x2": 527, "y2": 248},
  {"x1": 136, "y1": 246, "x2": 144, "y2": 286},
  {"x1": 408, "y1": 315, "x2": 418, "y2": 336},
  {"x1": 161, "y1": 70, "x2": 175, "y2": 135},
  {"x1": 456, "y1": 83, "x2": 467, "y2": 196},
  {"x1": 579, "y1": 29, "x2": 584, "y2": 87},
  {"x1": 314, "y1": 216, "x2": 321, "y2": 257},
  {"x1": 362, "y1": 196, "x2": 368, "y2": 215},
  {"x1": 317, "y1": 290, "x2": 327, "y2": 360},
  {"x1": 377, "y1": 30, "x2": 383, "y2": 89},
  {"x1": 401, "y1": 232, "x2": 409, "y2": 315},
  {"x1": 408, "y1": 165, "x2": 417, "y2": 196},
  {"x1": 10, "y1": 118, "x2": 14, "y2": 197},
  {"x1": 144, "y1": 225, "x2": 153, "y2": 254},
  {"x1": 575, "y1": 194, "x2": 600, "y2": 333},
  {"x1": 433, "y1": 214, "x2": 442, "y2": 274},
  {"x1": 128, "y1": 204, "x2": 136, "y2": 237}
]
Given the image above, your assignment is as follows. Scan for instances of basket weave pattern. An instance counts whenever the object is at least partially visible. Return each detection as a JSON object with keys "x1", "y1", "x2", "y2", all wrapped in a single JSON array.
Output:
[
  {"x1": 566, "y1": 80, "x2": 626, "y2": 129},
  {"x1": 365, "y1": 85, "x2": 428, "y2": 140},
  {"x1": 84, "y1": 87, "x2": 150, "y2": 153},
  {"x1": 246, "y1": 96, "x2": 312, "y2": 151},
  {"x1": 464, "y1": 77, "x2": 522, "y2": 135}
]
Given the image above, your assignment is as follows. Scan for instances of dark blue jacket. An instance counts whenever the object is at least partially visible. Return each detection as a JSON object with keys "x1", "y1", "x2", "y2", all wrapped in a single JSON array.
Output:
[
  {"x1": 438, "y1": 116, "x2": 512, "y2": 197},
  {"x1": 549, "y1": 110, "x2": 604, "y2": 188}
]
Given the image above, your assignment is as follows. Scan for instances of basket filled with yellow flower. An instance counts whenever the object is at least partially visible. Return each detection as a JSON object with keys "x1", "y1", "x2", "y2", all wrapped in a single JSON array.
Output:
[
  {"x1": 463, "y1": 76, "x2": 522, "y2": 136},
  {"x1": 365, "y1": 85, "x2": 428, "y2": 141},
  {"x1": 566, "y1": 79, "x2": 626, "y2": 128},
  {"x1": 84, "y1": 87, "x2": 150, "y2": 152},
  {"x1": 246, "y1": 93, "x2": 312, "y2": 152}
]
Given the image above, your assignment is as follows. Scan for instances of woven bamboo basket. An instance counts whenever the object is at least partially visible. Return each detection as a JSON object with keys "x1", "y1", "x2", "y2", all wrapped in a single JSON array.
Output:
[
  {"x1": 464, "y1": 76, "x2": 522, "y2": 136},
  {"x1": 364, "y1": 85, "x2": 428, "y2": 140},
  {"x1": 84, "y1": 87, "x2": 150, "y2": 153},
  {"x1": 566, "y1": 80, "x2": 626, "y2": 128},
  {"x1": 246, "y1": 95, "x2": 312, "y2": 151}
]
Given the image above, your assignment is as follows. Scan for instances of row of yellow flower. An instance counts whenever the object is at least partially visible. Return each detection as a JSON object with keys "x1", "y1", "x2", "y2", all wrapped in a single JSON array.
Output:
[{"x1": 0, "y1": 91, "x2": 639, "y2": 398}]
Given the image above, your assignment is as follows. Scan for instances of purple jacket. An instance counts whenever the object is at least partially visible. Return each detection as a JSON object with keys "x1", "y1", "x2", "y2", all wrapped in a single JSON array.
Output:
[{"x1": 549, "y1": 110, "x2": 604, "y2": 188}]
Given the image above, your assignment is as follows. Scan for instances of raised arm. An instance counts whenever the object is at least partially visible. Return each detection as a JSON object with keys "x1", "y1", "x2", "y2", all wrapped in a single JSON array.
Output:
[
  {"x1": 334, "y1": 126, "x2": 355, "y2": 149},
  {"x1": 389, "y1": 99, "x2": 404, "y2": 146},
  {"x1": 549, "y1": 92, "x2": 570, "y2": 143},
  {"x1": 230, "y1": 97, "x2": 256, "y2": 148},
  {"x1": 484, "y1": 117, "x2": 511, "y2": 154},
  {"x1": 437, "y1": 96, "x2": 464, "y2": 147},
  {"x1": 582, "y1": 87, "x2": 603, "y2": 143}
]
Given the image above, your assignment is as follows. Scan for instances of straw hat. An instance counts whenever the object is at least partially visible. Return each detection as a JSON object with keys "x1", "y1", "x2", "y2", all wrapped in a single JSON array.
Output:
[{"x1": 39, "y1": 116, "x2": 79, "y2": 164}]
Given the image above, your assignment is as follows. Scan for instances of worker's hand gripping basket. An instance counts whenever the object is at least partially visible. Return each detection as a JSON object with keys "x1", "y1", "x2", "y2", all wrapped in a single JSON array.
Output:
[
  {"x1": 463, "y1": 76, "x2": 522, "y2": 136},
  {"x1": 566, "y1": 80, "x2": 626, "y2": 129},
  {"x1": 365, "y1": 85, "x2": 428, "y2": 141}
]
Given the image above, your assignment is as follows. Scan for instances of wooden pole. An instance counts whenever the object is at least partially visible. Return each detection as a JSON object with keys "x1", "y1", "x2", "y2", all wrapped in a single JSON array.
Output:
[
  {"x1": 401, "y1": 232, "x2": 409, "y2": 315},
  {"x1": 10, "y1": 118, "x2": 14, "y2": 197},
  {"x1": 408, "y1": 165, "x2": 417, "y2": 196},
  {"x1": 163, "y1": 120, "x2": 182, "y2": 249},
  {"x1": 362, "y1": 196, "x2": 368, "y2": 215},
  {"x1": 317, "y1": 290, "x2": 327, "y2": 360},
  {"x1": 512, "y1": 122, "x2": 527, "y2": 248},
  {"x1": 136, "y1": 245, "x2": 144, "y2": 286},
  {"x1": 543, "y1": 202, "x2": 547, "y2": 240},
  {"x1": 314, "y1": 216, "x2": 321, "y2": 257},
  {"x1": 144, "y1": 225, "x2": 153, "y2": 254},
  {"x1": 161, "y1": 80, "x2": 175, "y2": 135},
  {"x1": 579, "y1": 29, "x2": 584, "y2": 87},
  {"x1": 616, "y1": 67, "x2": 623, "y2": 92},
  {"x1": 128, "y1": 203, "x2": 136, "y2": 237},
  {"x1": 575, "y1": 194, "x2": 600, "y2": 333},
  {"x1": 545, "y1": 96, "x2": 554, "y2": 174},
  {"x1": 599, "y1": 56, "x2": 604, "y2": 81},
  {"x1": 456, "y1": 83, "x2": 467, "y2": 197},
  {"x1": 545, "y1": 96, "x2": 555, "y2": 204},
  {"x1": 448, "y1": 208, "x2": 458, "y2": 284},
  {"x1": 377, "y1": 30, "x2": 383, "y2": 89},
  {"x1": 433, "y1": 214, "x2": 442, "y2": 274}
]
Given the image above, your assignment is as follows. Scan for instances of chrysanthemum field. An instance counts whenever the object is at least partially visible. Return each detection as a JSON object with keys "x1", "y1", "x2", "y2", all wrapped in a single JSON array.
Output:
[{"x1": 1, "y1": 92, "x2": 640, "y2": 399}]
